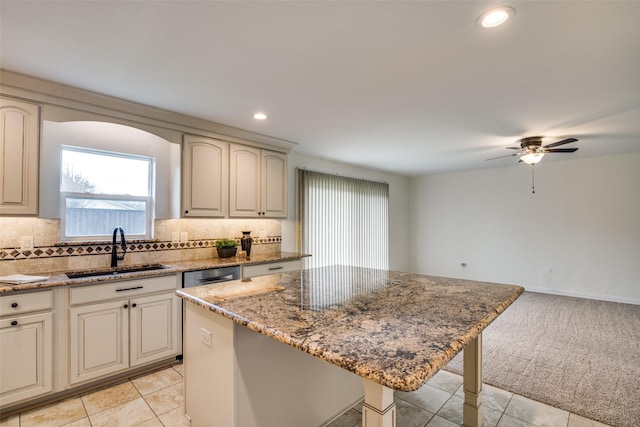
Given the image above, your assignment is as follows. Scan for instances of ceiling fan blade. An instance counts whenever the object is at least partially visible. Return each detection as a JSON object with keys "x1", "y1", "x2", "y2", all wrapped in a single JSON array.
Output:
[
  {"x1": 543, "y1": 138, "x2": 578, "y2": 149},
  {"x1": 506, "y1": 146, "x2": 521, "y2": 150},
  {"x1": 485, "y1": 153, "x2": 519, "y2": 161},
  {"x1": 544, "y1": 148, "x2": 579, "y2": 153}
]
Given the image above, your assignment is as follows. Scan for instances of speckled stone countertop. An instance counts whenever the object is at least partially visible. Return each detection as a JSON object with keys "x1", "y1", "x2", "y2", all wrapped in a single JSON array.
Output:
[
  {"x1": 0, "y1": 252, "x2": 308, "y2": 293},
  {"x1": 177, "y1": 265, "x2": 524, "y2": 392}
]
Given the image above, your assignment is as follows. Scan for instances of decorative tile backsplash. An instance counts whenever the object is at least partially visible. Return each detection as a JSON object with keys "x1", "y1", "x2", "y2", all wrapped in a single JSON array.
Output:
[
  {"x1": 0, "y1": 236, "x2": 282, "y2": 262},
  {"x1": 0, "y1": 217, "x2": 282, "y2": 275}
]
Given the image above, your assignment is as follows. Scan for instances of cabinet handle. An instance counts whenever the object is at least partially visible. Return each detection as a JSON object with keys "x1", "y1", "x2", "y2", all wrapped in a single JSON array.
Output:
[
  {"x1": 123, "y1": 304, "x2": 129, "y2": 309},
  {"x1": 116, "y1": 286, "x2": 144, "y2": 292},
  {"x1": 132, "y1": 303, "x2": 137, "y2": 308},
  {"x1": 268, "y1": 266, "x2": 284, "y2": 271},
  {"x1": 11, "y1": 320, "x2": 18, "y2": 326},
  {"x1": 11, "y1": 302, "x2": 18, "y2": 308}
]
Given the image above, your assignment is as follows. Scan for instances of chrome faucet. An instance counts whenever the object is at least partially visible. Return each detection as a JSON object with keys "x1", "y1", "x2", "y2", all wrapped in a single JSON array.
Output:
[{"x1": 111, "y1": 227, "x2": 127, "y2": 268}]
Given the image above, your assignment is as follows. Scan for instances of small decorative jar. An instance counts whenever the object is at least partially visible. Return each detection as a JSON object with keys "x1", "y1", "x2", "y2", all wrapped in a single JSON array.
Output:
[{"x1": 240, "y1": 231, "x2": 253, "y2": 258}]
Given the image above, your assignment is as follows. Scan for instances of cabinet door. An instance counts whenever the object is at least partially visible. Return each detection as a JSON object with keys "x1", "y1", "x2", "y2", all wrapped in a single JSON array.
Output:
[
  {"x1": 261, "y1": 150, "x2": 287, "y2": 217},
  {"x1": 229, "y1": 144, "x2": 261, "y2": 217},
  {"x1": 0, "y1": 97, "x2": 39, "y2": 216},
  {"x1": 129, "y1": 292, "x2": 179, "y2": 367},
  {"x1": 69, "y1": 300, "x2": 129, "y2": 385},
  {"x1": 0, "y1": 312, "x2": 53, "y2": 407},
  {"x1": 182, "y1": 135, "x2": 228, "y2": 217}
]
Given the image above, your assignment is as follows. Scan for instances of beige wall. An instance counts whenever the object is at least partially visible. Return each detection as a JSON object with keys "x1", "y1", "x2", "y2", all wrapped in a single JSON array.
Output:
[{"x1": 409, "y1": 152, "x2": 640, "y2": 304}]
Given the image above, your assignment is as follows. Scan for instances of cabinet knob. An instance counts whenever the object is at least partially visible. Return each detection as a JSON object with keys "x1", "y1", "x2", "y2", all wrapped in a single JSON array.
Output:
[
  {"x1": 132, "y1": 303, "x2": 137, "y2": 308},
  {"x1": 11, "y1": 320, "x2": 18, "y2": 326},
  {"x1": 11, "y1": 302, "x2": 18, "y2": 308},
  {"x1": 185, "y1": 210, "x2": 189, "y2": 214},
  {"x1": 124, "y1": 304, "x2": 129, "y2": 309}
]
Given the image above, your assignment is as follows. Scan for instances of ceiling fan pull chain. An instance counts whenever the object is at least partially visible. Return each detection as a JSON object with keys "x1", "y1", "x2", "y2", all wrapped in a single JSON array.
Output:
[{"x1": 531, "y1": 164, "x2": 536, "y2": 194}]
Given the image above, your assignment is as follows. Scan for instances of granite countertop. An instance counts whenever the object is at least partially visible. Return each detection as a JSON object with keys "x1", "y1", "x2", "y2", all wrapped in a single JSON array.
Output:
[
  {"x1": 177, "y1": 265, "x2": 524, "y2": 392},
  {"x1": 0, "y1": 252, "x2": 308, "y2": 293}
]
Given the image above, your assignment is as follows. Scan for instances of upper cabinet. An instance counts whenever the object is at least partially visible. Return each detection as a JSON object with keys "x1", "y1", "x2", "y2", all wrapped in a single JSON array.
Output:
[
  {"x1": 260, "y1": 150, "x2": 288, "y2": 217},
  {"x1": 182, "y1": 135, "x2": 228, "y2": 217},
  {"x1": 229, "y1": 144, "x2": 287, "y2": 218},
  {"x1": 0, "y1": 97, "x2": 40, "y2": 216}
]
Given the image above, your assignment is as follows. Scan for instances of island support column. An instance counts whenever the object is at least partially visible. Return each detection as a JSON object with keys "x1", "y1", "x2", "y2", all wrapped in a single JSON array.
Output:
[
  {"x1": 362, "y1": 378, "x2": 396, "y2": 427},
  {"x1": 462, "y1": 333, "x2": 483, "y2": 427}
]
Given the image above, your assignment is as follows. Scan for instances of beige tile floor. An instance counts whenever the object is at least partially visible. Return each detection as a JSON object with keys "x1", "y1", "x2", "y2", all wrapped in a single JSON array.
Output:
[
  {"x1": 0, "y1": 366, "x2": 610, "y2": 427},
  {"x1": 0, "y1": 364, "x2": 188, "y2": 427},
  {"x1": 328, "y1": 370, "x2": 612, "y2": 427}
]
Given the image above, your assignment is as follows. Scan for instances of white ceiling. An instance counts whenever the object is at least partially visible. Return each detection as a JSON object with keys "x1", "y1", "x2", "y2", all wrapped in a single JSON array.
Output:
[{"x1": 1, "y1": 1, "x2": 639, "y2": 176}]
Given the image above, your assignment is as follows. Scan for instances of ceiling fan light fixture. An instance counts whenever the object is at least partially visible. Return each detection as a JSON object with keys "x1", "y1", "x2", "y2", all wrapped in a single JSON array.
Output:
[
  {"x1": 253, "y1": 112, "x2": 268, "y2": 120},
  {"x1": 521, "y1": 152, "x2": 545, "y2": 165},
  {"x1": 478, "y1": 6, "x2": 515, "y2": 28}
]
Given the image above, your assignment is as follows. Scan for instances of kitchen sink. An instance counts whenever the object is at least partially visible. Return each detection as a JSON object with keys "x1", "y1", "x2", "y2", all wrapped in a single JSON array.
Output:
[{"x1": 65, "y1": 263, "x2": 169, "y2": 279}]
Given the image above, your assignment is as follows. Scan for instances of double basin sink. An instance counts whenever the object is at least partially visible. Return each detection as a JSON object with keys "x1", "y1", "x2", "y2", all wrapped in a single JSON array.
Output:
[{"x1": 65, "y1": 263, "x2": 169, "y2": 279}]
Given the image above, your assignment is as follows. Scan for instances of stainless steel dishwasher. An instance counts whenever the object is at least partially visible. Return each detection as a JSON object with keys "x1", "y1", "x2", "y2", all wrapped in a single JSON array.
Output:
[{"x1": 182, "y1": 266, "x2": 240, "y2": 288}]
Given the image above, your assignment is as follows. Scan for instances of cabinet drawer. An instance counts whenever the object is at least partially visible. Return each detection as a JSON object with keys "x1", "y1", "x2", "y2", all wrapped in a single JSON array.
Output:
[
  {"x1": 70, "y1": 275, "x2": 178, "y2": 306},
  {"x1": 0, "y1": 290, "x2": 53, "y2": 316},
  {"x1": 242, "y1": 259, "x2": 302, "y2": 279}
]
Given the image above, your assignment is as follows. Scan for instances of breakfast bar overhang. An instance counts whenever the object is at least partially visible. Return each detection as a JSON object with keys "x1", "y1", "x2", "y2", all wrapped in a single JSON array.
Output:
[{"x1": 177, "y1": 266, "x2": 524, "y2": 427}]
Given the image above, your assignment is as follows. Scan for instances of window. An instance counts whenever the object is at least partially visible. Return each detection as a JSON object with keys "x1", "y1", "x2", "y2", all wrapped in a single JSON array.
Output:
[
  {"x1": 60, "y1": 146, "x2": 155, "y2": 240},
  {"x1": 298, "y1": 169, "x2": 389, "y2": 270}
]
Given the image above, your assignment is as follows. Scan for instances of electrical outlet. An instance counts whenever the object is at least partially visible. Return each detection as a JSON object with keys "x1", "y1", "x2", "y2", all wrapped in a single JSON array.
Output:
[
  {"x1": 20, "y1": 236, "x2": 34, "y2": 251},
  {"x1": 171, "y1": 232, "x2": 180, "y2": 243},
  {"x1": 180, "y1": 232, "x2": 188, "y2": 243},
  {"x1": 200, "y1": 327, "x2": 212, "y2": 347}
]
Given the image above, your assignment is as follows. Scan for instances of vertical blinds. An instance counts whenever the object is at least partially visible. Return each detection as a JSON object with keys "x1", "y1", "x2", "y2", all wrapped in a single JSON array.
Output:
[{"x1": 298, "y1": 168, "x2": 389, "y2": 270}]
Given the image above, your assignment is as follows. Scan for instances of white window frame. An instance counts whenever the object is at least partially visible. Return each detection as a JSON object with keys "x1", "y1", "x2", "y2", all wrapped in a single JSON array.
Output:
[{"x1": 59, "y1": 146, "x2": 155, "y2": 242}]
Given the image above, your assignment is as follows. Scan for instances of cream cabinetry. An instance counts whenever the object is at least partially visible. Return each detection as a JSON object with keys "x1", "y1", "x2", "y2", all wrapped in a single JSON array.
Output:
[
  {"x1": 68, "y1": 276, "x2": 179, "y2": 385},
  {"x1": 0, "y1": 96, "x2": 40, "y2": 216},
  {"x1": 129, "y1": 292, "x2": 178, "y2": 367},
  {"x1": 229, "y1": 144, "x2": 287, "y2": 218},
  {"x1": 69, "y1": 300, "x2": 128, "y2": 383},
  {"x1": 182, "y1": 134, "x2": 228, "y2": 217},
  {"x1": 261, "y1": 150, "x2": 288, "y2": 217},
  {"x1": 242, "y1": 259, "x2": 302, "y2": 279},
  {"x1": 0, "y1": 290, "x2": 53, "y2": 407}
]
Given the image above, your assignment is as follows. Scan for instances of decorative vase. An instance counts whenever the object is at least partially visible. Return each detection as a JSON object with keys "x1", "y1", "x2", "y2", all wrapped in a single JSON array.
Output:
[
  {"x1": 216, "y1": 247, "x2": 237, "y2": 258},
  {"x1": 240, "y1": 231, "x2": 253, "y2": 258}
]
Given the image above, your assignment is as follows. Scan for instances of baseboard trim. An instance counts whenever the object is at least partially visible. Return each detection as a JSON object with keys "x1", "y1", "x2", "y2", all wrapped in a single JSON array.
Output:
[{"x1": 525, "y1": 286, "x2": 640, "y2": 305}]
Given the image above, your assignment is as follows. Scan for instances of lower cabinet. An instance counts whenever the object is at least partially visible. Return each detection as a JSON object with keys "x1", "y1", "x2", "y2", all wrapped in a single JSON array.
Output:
[
  {"x1": 69, "y1": 276, "x2": 179, "y2": 385},
  {"x1": 130, "y1": 293, "x2": 179, "y2": 367},
  {"x1": 0, "y1": 311, "x2": 53, "y2": 407},
  {"x1": 69, "y1": 300, "x2": 129, "y2": 384}
]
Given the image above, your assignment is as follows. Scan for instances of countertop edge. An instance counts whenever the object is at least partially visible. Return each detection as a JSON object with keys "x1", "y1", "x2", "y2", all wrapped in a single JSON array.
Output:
[{"x1": 0, "y1": 252, "x2": 309, "y2": 293}]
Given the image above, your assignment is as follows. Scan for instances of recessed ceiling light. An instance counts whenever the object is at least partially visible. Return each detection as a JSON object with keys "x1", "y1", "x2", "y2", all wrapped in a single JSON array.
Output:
[
  {"x1": 478, "y1": 6, "x2": 515, "y2": 28},
  {"x1": 253, "y1": 112, "x2": 268, "y2": 120}
]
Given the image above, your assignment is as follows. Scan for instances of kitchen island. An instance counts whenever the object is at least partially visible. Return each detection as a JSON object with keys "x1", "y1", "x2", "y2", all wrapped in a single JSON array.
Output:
[{"x1": 177, "y1": 266, "x2": 524, "y2": 427}]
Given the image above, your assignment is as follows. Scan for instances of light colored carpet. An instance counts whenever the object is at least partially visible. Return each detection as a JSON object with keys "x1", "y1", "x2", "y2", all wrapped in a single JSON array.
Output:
[{"x1": 445, "y1": 291, "x2": 640, "y2": 427}]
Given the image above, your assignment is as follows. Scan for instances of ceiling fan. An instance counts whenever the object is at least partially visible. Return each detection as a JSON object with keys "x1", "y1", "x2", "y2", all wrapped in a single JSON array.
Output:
[{"x1": 486, "y1": 136, "x2": 579, "y2": 164}]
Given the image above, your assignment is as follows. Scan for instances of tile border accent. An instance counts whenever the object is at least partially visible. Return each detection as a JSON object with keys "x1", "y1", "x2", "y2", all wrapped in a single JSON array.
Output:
[{"x1": 0, "y1": 236, "x2": 281, "y2": 261}]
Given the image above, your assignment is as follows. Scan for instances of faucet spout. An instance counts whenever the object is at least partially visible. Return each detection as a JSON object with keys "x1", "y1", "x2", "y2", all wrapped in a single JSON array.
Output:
[{"x1": 111, "y1": 227, "x2": 127, "y2": 268}]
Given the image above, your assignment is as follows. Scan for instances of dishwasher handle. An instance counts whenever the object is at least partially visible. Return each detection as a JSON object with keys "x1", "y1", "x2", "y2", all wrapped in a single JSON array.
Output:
[{"x1": 197, "y1": 274, "x2": 235, "y2": 285}]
